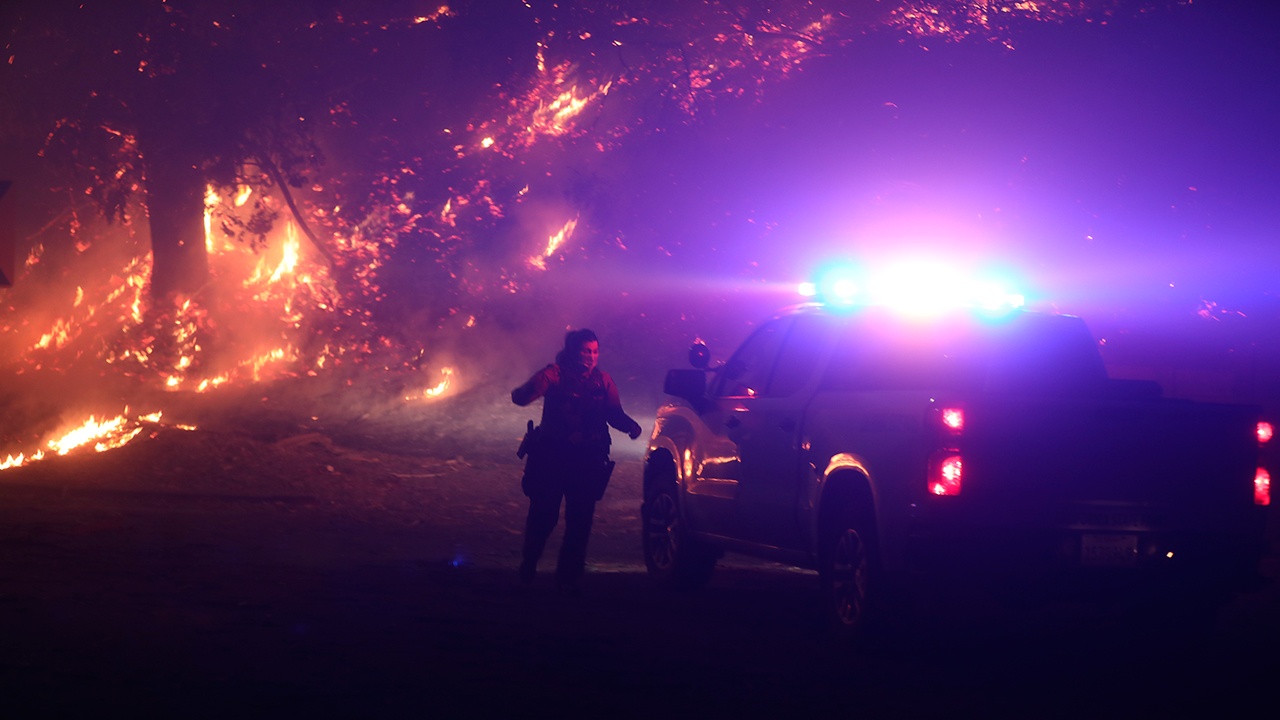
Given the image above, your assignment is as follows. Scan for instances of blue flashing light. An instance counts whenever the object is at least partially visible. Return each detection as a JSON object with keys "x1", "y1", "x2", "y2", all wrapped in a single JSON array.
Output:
[{"x1": 808, "y1": 263, "x2": 863, "y2": 306}]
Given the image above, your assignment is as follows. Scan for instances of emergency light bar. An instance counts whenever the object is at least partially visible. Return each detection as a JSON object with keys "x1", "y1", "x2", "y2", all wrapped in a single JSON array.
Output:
[{"x1": 799, "y1": 261, "x2": 1026, "y2": 313}]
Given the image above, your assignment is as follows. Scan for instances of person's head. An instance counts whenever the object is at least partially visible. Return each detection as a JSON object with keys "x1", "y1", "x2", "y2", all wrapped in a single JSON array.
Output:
[{"x1": 559, "y1": 328, "x2": 599, "y2": 372}]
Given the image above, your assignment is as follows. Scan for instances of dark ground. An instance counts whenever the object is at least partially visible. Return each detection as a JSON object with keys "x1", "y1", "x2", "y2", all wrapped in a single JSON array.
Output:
[{"x1": 1, "y1": 393, "x2": 1278, "y2": 719}]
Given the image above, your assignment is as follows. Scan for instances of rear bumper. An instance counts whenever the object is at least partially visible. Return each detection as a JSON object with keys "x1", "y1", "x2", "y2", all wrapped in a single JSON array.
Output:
[{"x1": 902, "y1": 503, "x2": 1269, "y2": 597}]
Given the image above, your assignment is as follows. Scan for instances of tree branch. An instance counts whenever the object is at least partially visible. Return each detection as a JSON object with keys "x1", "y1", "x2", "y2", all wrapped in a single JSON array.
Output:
[{"x1": 256, "y1": 153, "x2": 336, "y2": 271}]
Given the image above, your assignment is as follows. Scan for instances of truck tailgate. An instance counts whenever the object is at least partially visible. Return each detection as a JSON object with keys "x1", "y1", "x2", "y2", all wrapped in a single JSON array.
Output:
[{"x1": 962, "y1": 394, "x2": 1259, "y2": 521}]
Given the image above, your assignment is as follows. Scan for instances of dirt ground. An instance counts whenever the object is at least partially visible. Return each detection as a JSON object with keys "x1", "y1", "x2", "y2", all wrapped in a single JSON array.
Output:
[{"x1": 2, "y1": 389, "x2": 1279, "y2": 718}]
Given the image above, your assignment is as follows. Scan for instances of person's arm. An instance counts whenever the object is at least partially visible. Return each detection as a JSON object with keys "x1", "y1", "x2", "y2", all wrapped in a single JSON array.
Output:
[
  {"x1": 601, "y1": 372, "x2": 644, "y2": 439},
  {"x1": 512, "y1": 364, "x2": 559, "y2": 406}
]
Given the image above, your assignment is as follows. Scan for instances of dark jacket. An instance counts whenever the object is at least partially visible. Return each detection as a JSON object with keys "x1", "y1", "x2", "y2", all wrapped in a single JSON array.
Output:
[{"x1": 512, "y1": 364, "x2": 642, "y2": 453}]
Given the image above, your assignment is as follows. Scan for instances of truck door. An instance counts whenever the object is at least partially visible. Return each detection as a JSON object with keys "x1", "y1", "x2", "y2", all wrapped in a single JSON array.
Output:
[
  {"x1": 687, "y1": 317, "x2": 794, "y2": 538},
  {"x1": 725, "y1": 315, "x2": 830, "y2": 548}
]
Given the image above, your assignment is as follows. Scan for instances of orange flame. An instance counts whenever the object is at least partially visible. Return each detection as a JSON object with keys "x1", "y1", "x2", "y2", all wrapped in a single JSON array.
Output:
[
  {"x1": 0, "y1": 451, "x2": 44, "y2": 471},
  {"x1": 0, "y1": 410, "x2": 186, "y2": 472},
  {"x1": 404, "y1": 367, "x2": 456, "y2": 401},
  {"x1": 529, "y1": 218, "x2": 578, "y2": 270},
  {"x1": 530, "y1": 80, "x2": 613, "y2": 138},
  {"x1": 204, "y1": 185, "x2": 220, "y2": 253}
]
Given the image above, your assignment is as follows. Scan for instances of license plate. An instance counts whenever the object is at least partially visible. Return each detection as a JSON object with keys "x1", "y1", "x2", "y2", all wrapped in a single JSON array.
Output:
[{"x1": 1080, "y1": 533, "x2": 1138, "y2": 567}]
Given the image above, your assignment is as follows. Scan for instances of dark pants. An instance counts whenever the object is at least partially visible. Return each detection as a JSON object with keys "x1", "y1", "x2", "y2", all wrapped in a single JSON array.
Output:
[
  {"x1": 520, "y1": 448, "x2": 608, "y2": 587},
  {"x1": 521, "y1": 481, "x2": 597, "y2": 587}
]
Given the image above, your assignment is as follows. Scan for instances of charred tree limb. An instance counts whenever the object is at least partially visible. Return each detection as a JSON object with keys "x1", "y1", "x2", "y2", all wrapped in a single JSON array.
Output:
[{"x1": 254, "y1": 152, "x2": 336, "y2": 272}]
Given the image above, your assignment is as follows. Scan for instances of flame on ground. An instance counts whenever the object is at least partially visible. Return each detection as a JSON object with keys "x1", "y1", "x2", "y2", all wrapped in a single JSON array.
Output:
[
  {"x1": 0, "y1": 451, "x2": 44, "y2": 471},
  {"x1": 404, "y1": 367, "x2": 456, "y2": 401},
  {"x1": 1, "y1": 410, "x2": 190, "y2": 472}
]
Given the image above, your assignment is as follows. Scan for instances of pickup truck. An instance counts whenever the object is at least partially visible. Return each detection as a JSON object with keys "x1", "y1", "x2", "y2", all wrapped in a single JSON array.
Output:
[{"x1": 641, "y1": 303, "x2": 1272, "y2": 636}]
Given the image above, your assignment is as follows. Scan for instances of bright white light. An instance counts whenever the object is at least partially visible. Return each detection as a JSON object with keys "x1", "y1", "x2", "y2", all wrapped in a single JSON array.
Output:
[
  {"x1": 830, "y1": 278, "x2": 858, "y2": 304},
  {"x1": 972, "y1": 280, "x2": 1023, "y2": 310},
  {"x1": 867, "y1": 261, "x2": 959, "y2": 315},
  {"x1": 802, "y1": 258, "x2": 1026, "y2": 314}
]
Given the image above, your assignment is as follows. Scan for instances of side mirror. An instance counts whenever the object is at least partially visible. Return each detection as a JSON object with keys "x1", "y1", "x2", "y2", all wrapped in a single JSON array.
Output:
[
  {"x1": 689, "y1": 342, "x2": 711, "y2": 369},
  {"x1": 664, "y1": 369, "x2": 706, "y2": 404}
]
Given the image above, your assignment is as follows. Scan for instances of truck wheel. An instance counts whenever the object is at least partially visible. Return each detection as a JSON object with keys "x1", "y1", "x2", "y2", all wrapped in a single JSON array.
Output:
[
  {"x1": 820, "y1": 515, "x2": 880, "y2": 640},
  {"x1": 643, "y1": 483, "x2": 717, "y2": 590}
]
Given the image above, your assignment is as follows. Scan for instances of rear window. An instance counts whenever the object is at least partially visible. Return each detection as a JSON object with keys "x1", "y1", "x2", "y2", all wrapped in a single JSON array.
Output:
[{"x1": 819, "y1": 310, "x2": 1105, "y2": 395}]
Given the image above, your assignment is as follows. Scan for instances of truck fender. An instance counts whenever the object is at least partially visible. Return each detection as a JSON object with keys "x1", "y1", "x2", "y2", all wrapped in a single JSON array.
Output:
[
  {"x1": 813, "y1": 453, "x2": 878, "y2": 549},
  {"x1": 644, "y1": 437, "x2": 684, "y2": 490}
]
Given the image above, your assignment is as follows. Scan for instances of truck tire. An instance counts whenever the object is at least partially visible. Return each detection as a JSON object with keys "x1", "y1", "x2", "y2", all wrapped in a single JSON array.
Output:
[
  {"x1": 642, "y1": 482, "x2": 717, "y2": 590},
  {"x1": 819, "y1": 511, "x2": 882, "y2": 640}
]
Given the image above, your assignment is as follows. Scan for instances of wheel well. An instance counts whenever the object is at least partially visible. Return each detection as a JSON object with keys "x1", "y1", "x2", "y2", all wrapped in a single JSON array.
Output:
[
  {"x1": 819, "y1": 469, "x2": 877, "y2": 536},
  {"x1": 644, "y1": 448, "x2": 678, "y2": 494}
]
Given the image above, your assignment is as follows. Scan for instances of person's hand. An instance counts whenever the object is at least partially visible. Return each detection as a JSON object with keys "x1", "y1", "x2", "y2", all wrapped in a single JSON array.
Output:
[{"x1": 628, "y1": 425, "x2": 643, "y2": 440}]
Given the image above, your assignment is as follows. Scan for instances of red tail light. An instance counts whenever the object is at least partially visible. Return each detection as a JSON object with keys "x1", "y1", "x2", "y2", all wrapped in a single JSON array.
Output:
[
  {"x1": 929, "y1": 454, "x2": 963, "y2": 496},
  {"x1": 929, "y1": 403, "x2": 964, "y2": 496},
  {"x1": 1257, "y1": 422, "x2": 1273, "y2": 505}
]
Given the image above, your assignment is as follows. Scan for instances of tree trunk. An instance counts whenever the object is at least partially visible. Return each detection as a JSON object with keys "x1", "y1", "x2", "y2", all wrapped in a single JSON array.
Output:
[{"x1": 141, "y1": 140, "x2": 209, "y2": 300}]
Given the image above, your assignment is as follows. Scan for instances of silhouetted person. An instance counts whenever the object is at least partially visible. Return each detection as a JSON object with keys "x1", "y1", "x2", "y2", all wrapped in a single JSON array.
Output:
[{"x1": 512, "y1": 328, "x2": 643, "y2": 595}]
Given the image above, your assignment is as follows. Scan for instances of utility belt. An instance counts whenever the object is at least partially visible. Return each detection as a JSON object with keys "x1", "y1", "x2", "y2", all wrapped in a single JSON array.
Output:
[
  {"x1": 517, "y1": 421, "x2": 614, "y2": 500},
  {"x1": 517, "y1": 422, "x2": 609, "y2": 459}
]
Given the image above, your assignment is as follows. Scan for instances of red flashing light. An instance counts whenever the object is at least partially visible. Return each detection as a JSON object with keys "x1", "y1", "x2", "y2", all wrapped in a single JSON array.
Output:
[
  {"x1": 1258, "y1": 422, "x2": 1274, "y2": 445},
  {"x1": 941, "y1": 407, "x2": 965, "y2": 433},
  {"x1": 1256, "y1": 468, "x2": 1271, "y2": 506},
  {"x1": 929, "y1": 454, "x2": 963, "y2": 496}
]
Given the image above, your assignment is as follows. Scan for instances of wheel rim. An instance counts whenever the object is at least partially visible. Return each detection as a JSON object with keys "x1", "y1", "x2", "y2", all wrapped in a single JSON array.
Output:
[
  {"x1": 646, "y1": 492, "x2": 678, "y2": 571},
  {"x1": 831, "y1": 528, "x2": 868, "y2": 628}
]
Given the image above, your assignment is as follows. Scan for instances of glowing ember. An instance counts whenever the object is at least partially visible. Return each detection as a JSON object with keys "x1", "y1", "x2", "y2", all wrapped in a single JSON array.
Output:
[
  {"x1": 887, "y1": 0, "x2": 1094, "y2": 47},
  {"x1": 26, "y1": 254, "x2": 150, "y2": 356}
]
